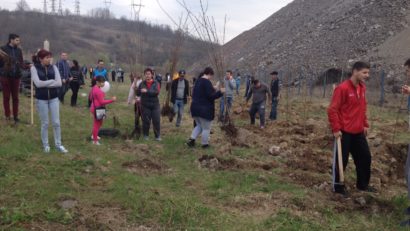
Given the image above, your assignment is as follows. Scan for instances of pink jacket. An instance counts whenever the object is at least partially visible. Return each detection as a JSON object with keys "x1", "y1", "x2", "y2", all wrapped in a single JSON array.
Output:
[{"x1": 90, "y1": 86, "x2": 114, "y2": 112}]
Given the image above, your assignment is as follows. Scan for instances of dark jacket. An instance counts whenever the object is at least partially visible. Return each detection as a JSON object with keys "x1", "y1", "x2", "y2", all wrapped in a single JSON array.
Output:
[
  {"x1": 171, "y1": 78, "x2": 190, "y2": 104},
  {"x1": 0, "y1": 44, "x2": 24, "y2": 78},
  {"x1": 271, "y1": 79, "x2": 279, "y2": 97},
  {"x1": 190, "y1": 77, "x2": 223, "y2": 121},
  {"x1": 32, "y1": 64, "x2": 61, "y2": 100},
  {"x1": 70, "y1": 66, "x2": 84, "y2": 85},
  {"x1": 137, "y1": 80, "x2": 160, "y2": 109},
  {"x1": 56, "y1": 59, "x2": 71, "y2": 80}
]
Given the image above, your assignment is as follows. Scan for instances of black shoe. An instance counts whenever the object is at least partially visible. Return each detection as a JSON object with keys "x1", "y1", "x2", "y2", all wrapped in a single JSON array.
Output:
[
  {"x1": 334, "y1": 185, "x2": 349, "y2": 197},
  {"x1": 201, "y1": 144, "x2": 210, "y2": 149},
  {"x1": 400, "y1": 219, "x2": 410, "y2": 227},
  {"x1": 358, "y1": 186, "x2": 377, "y2": 193},
  {"x1": 13, "y1": 117, "x2": 20, "y2": 124},
  {"x1": 186, "y1": 139, "x2": 195, "y2": 147}
]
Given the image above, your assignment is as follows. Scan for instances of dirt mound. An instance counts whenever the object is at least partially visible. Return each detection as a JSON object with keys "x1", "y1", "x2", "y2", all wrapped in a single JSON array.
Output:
[
  {"x1": 122, "y1": 158, "x2": 169, "y2": 176},
  {"x1": 198, "y1": 155, "x2": 276, "y2": 171}
]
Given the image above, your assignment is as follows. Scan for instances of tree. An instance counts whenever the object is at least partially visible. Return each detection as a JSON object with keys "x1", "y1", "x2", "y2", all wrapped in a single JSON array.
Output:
[{"x1": 15, "y1": 0, "x2": 30, "y2": 12}]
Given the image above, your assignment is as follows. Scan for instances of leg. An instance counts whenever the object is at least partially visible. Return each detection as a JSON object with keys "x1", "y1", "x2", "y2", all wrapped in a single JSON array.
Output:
[
  {"x1": 350, "y1": 133, "x2": 372, "y2": 190},
  {"x1": 332, "y1": 132, "x2": 351, "y2": 192},
  {"x1": 49, "y1": 98, "x2": 62, "y2": 147},
  {"x1": 406, "y1": 144, "x2": 410, "y2": 200},
  {"x1": 0, "y1": 77, "x2": 11, "y2": 118},
  {"x1": 36, "y1": 99, "x2": 49, "y2": 148},
  {"x1": 226, "y1": 97, "x2": 233, "y2": 114},
  {"x1": 199, "y1": 117, "x2": 212, "y2": 145},
  {"x1": 258, "y1": 102, "x2": 266, "y2": 127},
  {"x1": 219, "y1": 98, "x2": 225, "y2": 120},
  {"x1": 270, "y1": 99, "x2": 278, "y2": 120},
  {"x1": 92, "y1": 117, "x2": 103, "y2": 142},
  {"x1": 249, "y1": 103, "x2": 258, "y2": 125},
  {"x1": 10, "y1": 78, "x2": 20, "y2": 119},
  {"x1": 70, "y1": 82, "x2": 79, "y2": 106},
  {"x1": 176, "y1": 100, "x2": 184, "y2": 127},
  {"x1": 190, "y1": 117, "x2": 202, "y2": 140},
  {"x1": 141, "y1": 106, "x2": 151, "y2": 137},
  {"x1": 152, "y1": 105, "x2": 161, "y2": 138}
]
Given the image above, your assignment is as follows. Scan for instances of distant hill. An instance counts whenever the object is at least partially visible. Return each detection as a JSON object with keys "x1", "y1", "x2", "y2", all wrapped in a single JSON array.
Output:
[
  {"x1": 222, "y1": 0, "x2": 410, "y2": 78},
  {"x1": 0, "y1": 10, "x2": 211, "y2": 72}
]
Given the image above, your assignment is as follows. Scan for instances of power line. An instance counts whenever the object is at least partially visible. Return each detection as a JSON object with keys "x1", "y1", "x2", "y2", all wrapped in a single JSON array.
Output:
[
  {"x1": 131, "y1": 0, "x2": 144, "y2": 21},
  {"x1": 103, "y1": 0, "x2": 111, "y2": 9},
  {"x1": 74, "y1": 0, "x2": 80, "y2": 15}
]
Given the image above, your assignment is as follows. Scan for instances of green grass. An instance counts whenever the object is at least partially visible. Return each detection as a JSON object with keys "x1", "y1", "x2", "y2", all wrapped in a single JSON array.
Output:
[{"x1": 0, "y1": 82, "x2": 409, "y2": 230}]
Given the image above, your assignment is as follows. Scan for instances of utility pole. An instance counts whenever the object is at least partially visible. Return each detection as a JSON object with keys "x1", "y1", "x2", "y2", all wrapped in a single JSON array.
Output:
[
  {"x1": 58, "y1": 0, "x2": 63, "y2": 15},
  {"x1": 131, "y1": 0, "x2": 144, "y2": 21},
  {"x1": 50, "y1": 0, "x2": 56, "y2": 14},
  {"x1": 74, "y1": 0, "x2": 80, "y2": 16},
  {"x1": 43, "y1": 0, "x2": 48, "y2": 13}
]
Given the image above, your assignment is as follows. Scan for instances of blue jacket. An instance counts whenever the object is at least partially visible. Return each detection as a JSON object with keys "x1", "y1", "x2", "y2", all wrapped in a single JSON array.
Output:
[
  {"x1": 93, "y1": 68, "x2": 108, "y2": 81},
  {"x1": 190, "y1": 77, "x2": 223, "y2": 121},
  {"x1": 56, "y1": 59, "x2": 70, "y2": 80}
]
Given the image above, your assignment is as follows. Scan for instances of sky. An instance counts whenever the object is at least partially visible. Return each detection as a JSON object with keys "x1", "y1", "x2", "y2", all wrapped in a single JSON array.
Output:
[{"x1": 2, "y1": 0, "x2": 293, "y2": 42}]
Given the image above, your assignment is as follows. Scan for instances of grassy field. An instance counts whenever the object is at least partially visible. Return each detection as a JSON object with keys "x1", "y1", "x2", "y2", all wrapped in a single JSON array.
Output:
[{"x1": 0, "y1": 79, "x2": 410, "y2": 230}]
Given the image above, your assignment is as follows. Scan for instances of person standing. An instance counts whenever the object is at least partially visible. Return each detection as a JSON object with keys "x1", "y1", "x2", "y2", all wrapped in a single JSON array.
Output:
[
  {"x1": 327, "y1": 61, "x2": 376, "y2": 196},
  {"x1": 93, "y1": 59, "x2": 108, "y2": 81},
  {"x1": 56, "y1": 52, "x2": 72, "y2": 104},
  {"x1": 137, "y1": 68, "x2": 161, "y2": 141},
  {"x1": 89, "y1": 76, "x2": 116, "y2": 145},
  {"x1": 235, "y1": 72, "x2": 241, "y2": 95},
  {"x1": 219, "y1": 70, "x2": 235, "y2": 121},
  {"x1": 81, "y1": 65, "x2": 88, "y2": 79},
  {"x1": 31, "y1": 49, "x2": 68, "y2": 153},
  {"x1": 69, "y1": 60, "x2": 84, "y2": 107},
  {"x1": 269, "y1": 71, "x2": 280, "y2": 120},
  {"x1": 186, "y1": 67, "x2": 225, "y2": 148},
  {"x1": 171, "y1": 70, "x2": 190, "y2": 127},
  {"x1": 246, "y1": 79, "x2": 271, "y2": 129},
  {"x1": 0, "y1": 34, "x2": 24, "y2": 123},
  {"x1": 111, "y1": 68, "x2": 116, "y2": 82},
  {"x1": 244, "y1": 75, "x2": 254, "y2": 98}
]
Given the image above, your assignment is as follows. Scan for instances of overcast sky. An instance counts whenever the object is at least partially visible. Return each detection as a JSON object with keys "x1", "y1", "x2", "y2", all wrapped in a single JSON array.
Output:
[{"x1": 2, "y1": 0, "x2": 293, "y2": 42}]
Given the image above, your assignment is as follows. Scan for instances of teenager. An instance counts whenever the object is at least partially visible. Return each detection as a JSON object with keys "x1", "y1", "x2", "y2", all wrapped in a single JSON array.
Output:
[
  {"x1": 69, "y1": 60, "x2": 85, "y2": 107},
  {"x1": 56, "y1": 52, "x2": 72, "y2": 104},
  {"x1": 219, "y1": 70, "x2": 235, "y2": 121},
  {"x1": 171, "y1": 70, "x2": 190, "y2": 127},
  {"x1": 269, "y1": 71, "x2": 280, "y2": 120},
  {"x1": 93, "y1": 60, "x2": 108, "y2": 81},
  {"x1": 246, "y1": 79, "x2": 271, "y2": 129}
]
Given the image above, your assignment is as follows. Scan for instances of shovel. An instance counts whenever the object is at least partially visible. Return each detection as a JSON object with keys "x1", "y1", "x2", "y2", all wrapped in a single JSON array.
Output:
[{"x1": 337, "y1": 137, "x2": 345, "y2": 183}]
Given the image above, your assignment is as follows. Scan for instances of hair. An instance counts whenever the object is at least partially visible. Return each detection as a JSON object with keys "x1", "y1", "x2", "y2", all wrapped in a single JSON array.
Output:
[
  {"x1": 72, "y1": 60, "x2": 79, "y2": 68},
  {"x1": 404, "y1": 58, "x2": 410, "y2": 67},
  {"x1": 8, "y1": 34, "x2": 19, "y2": 43},
  {"x1": 270, "y1": 71, "x2": 278, "y2": 75},
  {"x1": 226, "y1": 70, "x2": 233, "y2": 75},
  {"x1": 95, "y1": 75, "x2": 105, "y2": 83},
  {"x1": 97, "y1": 59, "x2": 104, "y2": 64},
  {"x1": 352, "y1": 61, "x2": 370, "y2": 72},
  {"x1": 144, "y1": 67, "x2": 154, "y2": 75},
  {"x1": 32, "y1": 49, "x2": 52, "y2": 63},
  {"x1": 237, "y1": 72, "x2": 241, "y2": 76},
  {"x1": 253, "y1": 79, "x2": 260, "y2": 85},
  {"x1": 203, "y1": 67, "x2": 214, "y2": 76}
]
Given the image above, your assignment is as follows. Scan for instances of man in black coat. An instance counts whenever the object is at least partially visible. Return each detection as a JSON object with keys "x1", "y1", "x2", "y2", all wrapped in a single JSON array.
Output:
[{"x1": 171, "y1": 70, "x2": 190, "y2": 127}]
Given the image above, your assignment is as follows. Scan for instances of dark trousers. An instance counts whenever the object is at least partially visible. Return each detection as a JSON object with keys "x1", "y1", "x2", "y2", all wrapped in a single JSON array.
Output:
[
  {"x1": 70, "y1": 82, "x2": 80, "y2": 106},
  {"x1": 111, "y1": 74, "x2": 116, "y2": 82},
  {"x1": 142, "y1": 104, "x2": 161, "y2": 138},
  {"x1": 332, "y1": 132, "x2": 372, "y2": 191},
  {"x1": 0, "y1": 77, "x2": 20, "y2": 119},
  {"x1": 249, "y1": 101, "x2": 266, "y2": 126},
  {"x1": 59, "y1": 83, "x2": 69, "y2": 103},
  {"x1": 269, "y1": 98, "x2": 278, "y2": 120}
]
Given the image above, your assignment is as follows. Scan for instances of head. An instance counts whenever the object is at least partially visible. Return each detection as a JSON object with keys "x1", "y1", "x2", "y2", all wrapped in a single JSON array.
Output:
[
  {"x1": 36, "y1": 49, "x2": 52, "y2": 66},
  {"x1": 8, "y1": 34, "x2": 20, "y2": 47},
  {"x1": 179, "y1": 70, "x2": 186, "y2": 79},
  {"x1": 60, "y1": 52, "x2": 68, "y2": 61},
  {"x1": 404, "y1": 58, "x2": 410, "y2": 78},
  {"x1": 97, "y1": 59, "x2": 104, "y2": 69},
  {"x1": 226, "y1": 70, "x2": 233, "y2": 78},
  {"x1": 72, "y1": 60, "x2": 79, "y2": 68},
  {"x1": 237, "y1": 72, "x2": 241, "y2": 76},
  {"x1": 95, "y1": 76, "x2": 105, "y2": 87},
  {"x1": 270, "y1": 71, "x2": 278, "y2": 80},
  {"x1": 144, "y1": 68, "x2": 154, "y2": 81},
  {"x1": 253, "y1": 79, "x2": 261, "y2": 88},
  {"x1": 351, "y1": 61, "x2": 370, "y2": 83},
  {"x1": 203, "y1": 67, "x2": 214, "y2": 78}
]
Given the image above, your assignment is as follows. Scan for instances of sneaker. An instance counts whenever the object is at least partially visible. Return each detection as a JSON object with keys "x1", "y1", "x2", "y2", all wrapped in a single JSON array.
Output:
[
  {"x1": 358, "y1": 186, "x2": 377, "y2": 193},
  {"x1": 92, "y1": 141, "x2": 101, "y2": 145},
  {"x1": 202, "y1": 144, "x2": 210, "y2": 149},
  {"x1": 400, "y1": 219, "x2": 410, "y2": 227},
  {"x1": 186, "y1": 138, "x2": 195, "y2": 147},
  {"x1": 90, "y1": 135, "x2": 101, "y2": 140},
  {"x1": 56, "y1": 145, "x2": 68, "y2": 153},
  {"x1": 43, "y1": 146, "x2": 50, "y2": 153},
  {"x1": 155, "y1": 137, "x2": 162, "y2": 141}
]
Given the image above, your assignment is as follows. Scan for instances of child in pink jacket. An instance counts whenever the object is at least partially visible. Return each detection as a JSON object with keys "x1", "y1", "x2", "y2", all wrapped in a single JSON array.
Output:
[{"x1": 90, "y1": 76, "x2": 116, "y2": 145}]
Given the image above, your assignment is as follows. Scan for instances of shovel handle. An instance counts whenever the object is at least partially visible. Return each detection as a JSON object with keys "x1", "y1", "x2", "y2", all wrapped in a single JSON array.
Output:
[{"x1": 337, "y1": 137, "x2": 344, "y2": 183}]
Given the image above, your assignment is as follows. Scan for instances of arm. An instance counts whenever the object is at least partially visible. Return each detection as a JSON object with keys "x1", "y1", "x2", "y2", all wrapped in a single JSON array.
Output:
[
  {"x1": 127, "y1": 81, "x2": 136, "y2": 104},
  {"x1": 205, "y1": 81, "x2": 223, "y2": 101},
  {"x1": 95, "y1": 90, "x2": 114, "y2": 106},
  {"x1": 327, "y1": 87, "x2": 343, "y2": 134},
  {"x1": 229, "y1": 79, "x2": 235, "y2": 89},
  {"x1": 31, "y1": 66, "x2": 57, "y2": 88},
  {"x1": 267, "y1": 85, "x2": 272, "y2": 101},
  {"x1": 246, "y1": 87, "x2": 253, "y2": 102},
  {"x1": 48, "y1": 66, "x2": 62, "y2": 88},
  {"x1": 145, "y1": 83, "x2": 160, "y2": 97}
]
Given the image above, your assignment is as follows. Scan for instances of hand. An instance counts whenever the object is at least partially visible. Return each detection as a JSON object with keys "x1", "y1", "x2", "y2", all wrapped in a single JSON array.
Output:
[
  {"x1": 364, "y1": 127, "x2": 369, "y2": 137},
  {"x1": 220, "y1": 88, "x2": 226, "y2": 93},
  {"x1": 62, "y1": 79, "x2": 66, "y2": 84},
  {"x1": 333, "y1": 131, "x2": 342, "y2": 139},
  {"x1": 141, "y1": 88, "x2": 147, "y2": 93},
  {"x1": 402, "y1": 85, "x2": 410, "y2": 95},
  {"x1": 69, "y1": 77, "x2": 74, "y2": 81},
  {"x1": 112, "y1": 96, "x2": 117, "y2": 101}
]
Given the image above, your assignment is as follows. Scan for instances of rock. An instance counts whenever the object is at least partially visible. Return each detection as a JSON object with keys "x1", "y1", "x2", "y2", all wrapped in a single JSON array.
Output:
[
  {"x1": 59, "y1": 199, "x2": 78, "y2": 210},
  {"x1": 279, "y1": 142, "x2": 288, "y2": 149},
  {"x1": 269, "y1": 145, "x2": 281, "y2": 155},
  {"x1": 317, "y1": 182, "x2": 328, "y2": 190},
  {"x1": 355, "y1": 197, "x2": 366, "y2": 206}
]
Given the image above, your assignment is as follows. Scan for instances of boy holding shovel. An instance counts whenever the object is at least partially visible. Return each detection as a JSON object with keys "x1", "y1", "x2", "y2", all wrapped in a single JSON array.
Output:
[{"x1": 327, "y1": 61, "x2": 376, "y2": 196}]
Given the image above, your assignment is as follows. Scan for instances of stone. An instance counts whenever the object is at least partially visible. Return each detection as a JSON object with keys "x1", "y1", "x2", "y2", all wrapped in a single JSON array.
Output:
[
  {"x1": 269, "y1": 145, "x2": 281, "y2": 155},
  {"x1": 355, "y1": 197, "x2": 366, "y2": 206}
]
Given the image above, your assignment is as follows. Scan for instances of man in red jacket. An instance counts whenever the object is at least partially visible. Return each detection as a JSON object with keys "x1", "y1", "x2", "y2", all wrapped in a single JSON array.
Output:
[{"x1": 327, "y1": 61, "x2": 376, "y2": 196}]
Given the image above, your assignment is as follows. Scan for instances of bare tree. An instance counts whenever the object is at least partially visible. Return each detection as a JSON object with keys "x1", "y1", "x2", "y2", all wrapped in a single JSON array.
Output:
[{"x1": 16, "y1": 0, "x2": 30, "y2": 11}]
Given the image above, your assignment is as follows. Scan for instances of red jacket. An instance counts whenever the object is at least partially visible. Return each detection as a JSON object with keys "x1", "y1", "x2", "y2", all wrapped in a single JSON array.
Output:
[
  {"x1": 89, "y1": 86, "x2": 114, "y2": 113},
  {"x1": 327, "y1": 79, "x2": 369, "y2": 134}
]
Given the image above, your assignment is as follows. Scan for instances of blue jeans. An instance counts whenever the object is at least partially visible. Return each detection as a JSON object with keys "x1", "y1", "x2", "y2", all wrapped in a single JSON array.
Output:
[
  {"x1": 236, "y1": 82, "x2": 240, "y2": 95},
  {"x1": 270, "y1": 98, "x2": 278, "y2": 120},
  {"x1": 36, "y1": 98, "x2": 62, "y2": 148},
  {"x1": 173, "y1": 99, "x2": 185, "y2": 127},
  {"x1": 249, "y1": 101, "x2": 266, "y2": 126},
  {"x1": 219, "y1": 96, "x2": 233, "y2": 119},
  {"x1": 191, "y1": 117, "x2": 212, "y2": 145}
]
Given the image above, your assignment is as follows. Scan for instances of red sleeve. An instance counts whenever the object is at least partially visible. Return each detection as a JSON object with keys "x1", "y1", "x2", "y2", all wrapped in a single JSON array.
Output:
[
  {"x1": 96, "y1": 90, "x2": 114, "y2": 106},
  {"x1": 327, "y1": 86, "x2": 343, "y2": 133}
]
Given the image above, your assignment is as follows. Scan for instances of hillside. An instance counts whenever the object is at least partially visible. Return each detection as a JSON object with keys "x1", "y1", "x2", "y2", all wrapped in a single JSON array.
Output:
[
  {"x1": 0, "y1": 10, "x2": 211, "y2": 71},
  {"x1": 223, "y1": 0, "x2": 410, "y2": 77}
]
